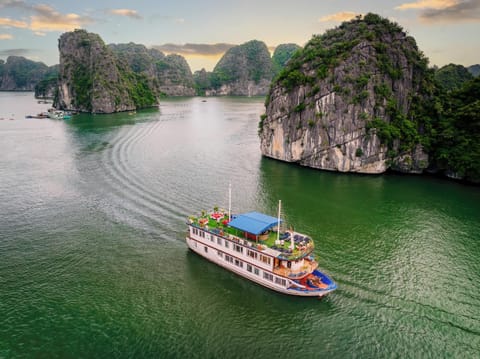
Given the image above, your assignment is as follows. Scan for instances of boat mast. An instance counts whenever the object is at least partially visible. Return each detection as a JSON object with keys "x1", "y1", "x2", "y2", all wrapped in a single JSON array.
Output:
[
  {"x1": 277, "y1": 200, "x2": 281, "y2": 243},
  {"x1": 228, "y1": 182, "x2": 232, "y2": 221}
]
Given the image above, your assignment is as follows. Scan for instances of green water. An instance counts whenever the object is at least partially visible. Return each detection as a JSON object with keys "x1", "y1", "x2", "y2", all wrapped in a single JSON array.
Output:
[{"x1": 1, "y1": 92, "x2": 479, "y2": 358}]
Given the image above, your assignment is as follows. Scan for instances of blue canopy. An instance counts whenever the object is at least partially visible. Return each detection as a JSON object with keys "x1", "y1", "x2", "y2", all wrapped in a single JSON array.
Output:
[{"x1": 228, "y1": 211, "x2": 281, "y2": 235}]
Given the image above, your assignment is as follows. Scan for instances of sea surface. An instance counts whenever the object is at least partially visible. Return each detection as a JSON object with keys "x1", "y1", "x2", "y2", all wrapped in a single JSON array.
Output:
[{"x1": 1, "y1": 92, "x2": 479, "y2": 358}]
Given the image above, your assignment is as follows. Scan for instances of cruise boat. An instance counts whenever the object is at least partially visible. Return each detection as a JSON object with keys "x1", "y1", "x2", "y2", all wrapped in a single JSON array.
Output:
[{"x1": 186, "y1": 201, "x2": 337, "y2": 297}]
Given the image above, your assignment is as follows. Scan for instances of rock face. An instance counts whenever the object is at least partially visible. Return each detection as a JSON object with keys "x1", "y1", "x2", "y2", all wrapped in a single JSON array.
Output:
[
  {"x1": 55, "y1": 30, "x2": 157, "y2": 113},
  {"x1": 207, "y1": 40, "x2": 274, "y2": 96},
  {"x1": 0, "y1": 56, "x2": 49, "y2": 91},
  {"x1": 109, "y1": 43, "x2": 195, "y2": 96},
  {"x1": 259, "y1": 14, "x2": 434, "y2": 174}
]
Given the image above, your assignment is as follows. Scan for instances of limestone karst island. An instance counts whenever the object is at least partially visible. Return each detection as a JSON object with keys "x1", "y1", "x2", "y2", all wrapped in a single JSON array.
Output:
[
  {"x1": 2, "y1": 14, "x2": 477, "y2": 183},
  {"x1": 2, "y1": 3, "x2": 480, "y2": 358}
]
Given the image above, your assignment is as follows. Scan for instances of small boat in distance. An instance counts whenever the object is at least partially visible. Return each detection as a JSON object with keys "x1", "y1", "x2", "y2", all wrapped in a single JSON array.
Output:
[
  {"x1": 186, "y1": 194, "x2": 337, "y2": 297},
  {"x1": 47, "y1": 109, "x2": 73, "y2": 120}
]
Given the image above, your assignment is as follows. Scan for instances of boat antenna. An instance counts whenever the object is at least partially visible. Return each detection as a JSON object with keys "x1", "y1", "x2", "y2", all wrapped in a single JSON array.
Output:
[
  {"x1": 228, "y1": 182, "x2": 232, "y2": 221},
  {"x1": 277, "y1": 200, "x2": 281, "y2": 244}
]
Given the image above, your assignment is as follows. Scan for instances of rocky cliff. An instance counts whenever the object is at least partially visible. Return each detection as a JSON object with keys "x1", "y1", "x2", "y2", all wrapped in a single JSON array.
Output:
[
  {"x1": 207, "y1": 40, "x2": 274, "y2": 96},
  {"x1": 109, "y1": 43, "x2": 195, "y2": 96},
  {"x1": 259, "y1": 14, "x2": 434, "y2": 174},
  {"x1": 55, "y1": 30, "x2": 157, "y2": 113},
  {"x1": 0, "y1": 56, "x2": 49, "y2": 91}
]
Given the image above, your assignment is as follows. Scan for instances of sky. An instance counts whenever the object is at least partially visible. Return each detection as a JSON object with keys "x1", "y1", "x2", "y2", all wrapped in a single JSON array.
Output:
[{"x1": 0, "y1": 0, "x2": 479, "y2": 71}]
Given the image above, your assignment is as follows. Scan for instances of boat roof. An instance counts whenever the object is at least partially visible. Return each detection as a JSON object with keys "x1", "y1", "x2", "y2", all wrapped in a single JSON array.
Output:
[{"x1": 228, "y1": 211, "x2": 281, "y2": 235}]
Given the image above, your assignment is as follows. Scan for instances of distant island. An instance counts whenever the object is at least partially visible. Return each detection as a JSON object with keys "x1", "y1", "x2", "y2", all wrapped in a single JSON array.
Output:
[
  {"x1": 258, "y1": 13, "x2": 480, "y2": 184},
  {"x1": 0, "y1": 15, "x2": 478, "y2": 183}
]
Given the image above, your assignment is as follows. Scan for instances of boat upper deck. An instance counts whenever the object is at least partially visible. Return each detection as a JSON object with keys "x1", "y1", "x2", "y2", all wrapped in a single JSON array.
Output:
[{"x1": 188, "y1": 210, "x2": 315, "y2": 261}]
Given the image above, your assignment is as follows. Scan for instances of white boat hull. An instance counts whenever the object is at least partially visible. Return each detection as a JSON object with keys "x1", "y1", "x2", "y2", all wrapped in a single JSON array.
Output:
[{"x1": 186, "y1": 236, "x2": 335, "y2": 297}]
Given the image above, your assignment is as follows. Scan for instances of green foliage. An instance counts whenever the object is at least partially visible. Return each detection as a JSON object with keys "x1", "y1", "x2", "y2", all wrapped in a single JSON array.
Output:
[
  {"x1": 72, "y1": 63, "x2": 93, "y2": 111},
  {"x1": 355, "y1": 148, "x2": 364, "y2": 157},
  {"x1": 294, "y1": 102, "x2": 306, "y2": 113},
  {"x1": 374, "y1": 83, "x2": 391, "y2": 98},
  {"x1": 431, "y1": 77, "x2": 480, "y2": 181},
  {"x1": 278, "y1": 69, "x2": 311, "y2": 91},
  {"x1": 212, "y1": 40, "x2": 274, "y2": 87},
  {"x1": 308, "y1": 119, "x2": 316, "y2": 127},
  {"x1": 468, "y1": 64, "x2": 480, "y2": 77},
  {"x1": 258, "y1": 113, "x2": 267, "y2": 133},
  {"x1": 355, "y1": 74, "x2": 370, "y2": 88},
  {"x1": 128, "y1": 73, "x2": 157, "y2": 108},
  {"x1": 272, "y1": 43, "x2": 301, "y2": 75},
  {"x1": 353, "y1": 90, "x2": 369, "y2": 104},
  {"x1": 1, "y1": 56, "x2": 49, "y2": 89},
  {"x1": 435, "y1": 64, "x2": 474, "y2": 92}
]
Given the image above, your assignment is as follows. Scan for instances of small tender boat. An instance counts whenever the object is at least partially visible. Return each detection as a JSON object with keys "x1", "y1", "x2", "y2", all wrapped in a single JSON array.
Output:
[
  {"x1": 186, "y1": 193, "x2": 337, "y2": 297},
  {"x1": 47, "y1": 109, "x2": 73, "y2": 120}
]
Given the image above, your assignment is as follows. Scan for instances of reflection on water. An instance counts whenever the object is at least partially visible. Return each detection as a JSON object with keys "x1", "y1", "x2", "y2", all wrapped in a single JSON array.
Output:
[{"x1": 1, "y1": 94, "x2": 479, "y2": 358}]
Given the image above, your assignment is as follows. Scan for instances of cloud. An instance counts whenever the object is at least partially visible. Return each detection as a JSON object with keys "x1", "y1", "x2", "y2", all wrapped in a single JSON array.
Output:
[
  {"x1": 0, "y1": 17, "x2": 28, "y2": 28},
  {"x1": 109, "y1": 9, "x2": 142, "y2": 20},
  {"x1": 153, "y1": 43, "x2": 236, "y2": 56},
  {"x1": 29, "y1": 4, "x2": 93, "y2": 31},
  {"x1": 0, "y1": 33, "x2": 13, "y2": 40},
  {"x1": 319, "y1": 11, "x2": 359, "y2": 22},
  {"x1": 34, "y1": 31, "x2": 45, "y2": 36},
  {"x1": 0, "y1": 1, "x2": 92, "y2": 32},
  {"x1": 0, "y1": 48, "x2": 33, "y2": 56},
  {"x1": 396, "y1": 0, "x2": 480, "y2": 22},
  {"x1": 395, "y1": 0, "x2": 457, "y2": 10},
  {"x1": 148, "y1": 14, "x2": 186, "y2": 24}
]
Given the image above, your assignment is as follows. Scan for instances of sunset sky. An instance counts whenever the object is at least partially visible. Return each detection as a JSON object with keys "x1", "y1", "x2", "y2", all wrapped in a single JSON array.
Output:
[{"x1": 0, "y1": 0, "x2": 479, "y2": 71}]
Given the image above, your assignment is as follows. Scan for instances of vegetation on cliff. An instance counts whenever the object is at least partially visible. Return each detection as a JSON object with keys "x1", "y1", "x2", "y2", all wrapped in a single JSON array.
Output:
[
  {"x1": 272, "y1": 43, "x2": 301, "y2": 75},
  {"x1": 260, "y1": 13, "x2": 479, "y2": 182},
  {"x1": 0, "y1": 56, "x2": 49, "y2": 91},
  {"x1": 468, "y1": 64, "x2": 480, "y2": 77},
  {"x1": 261, "y1": 13, "x2": 434, "y2": 174},
  {"x1": 435, "y1": 64, "x2": 474, "y2": 91},
  {"x1": 212, "y1": 40, "x2": 273, "y2": 86},
  {"x1": 55, "y1": 30, "x2": 157, "y2": 113},
  {"x1": 34, "y1": 65, "x2": 59, "y2": 98},
  {"x1": 109, "y1": 43, "x2": 195, "y2": 96},
  {"x1": 432, "y1": 77, "x2": 480, "y2": 182}
]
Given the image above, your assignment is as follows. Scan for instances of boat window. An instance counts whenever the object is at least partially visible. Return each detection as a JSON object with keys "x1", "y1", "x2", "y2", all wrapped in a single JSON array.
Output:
[
  {"x1": 254, "y1": 268, "x2": 259, "y2": 275},
  {"x1": 217, "y1": 237, "x2": 222, "y2": 245},
  {"x1": 263, "y1": 272, "x2": 273, "y2": 281},
  {"x1": 217, "y1": 251, "x2": 223, "y2": 257},
  {"x1": 204, "y1": 246, "x2": 208, "y2": 253},
  {"x1": 260, "y1": 255, "x2": 271, "y2": 265},
  {"x1": 224, "y1": 240, "x2": 229, "y2": 248},
  {"x1": 247, "y1": 264, "x2": 252, "y2": 272}
]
